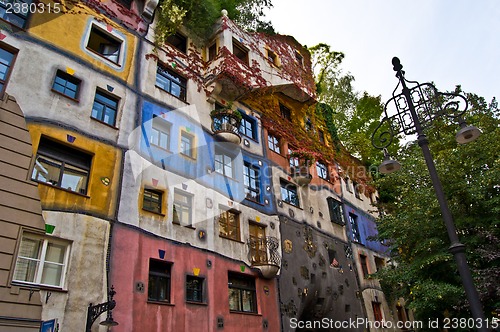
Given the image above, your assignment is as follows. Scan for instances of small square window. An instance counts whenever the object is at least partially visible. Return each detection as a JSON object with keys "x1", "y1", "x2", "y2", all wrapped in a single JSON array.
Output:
[
  {"x1": 31, "y1": 137, "x2": 92, "y2": 195},
  {"x1": 0, "y1": 0, "x2": 33, "y2": 29},
  {"x1": 173, "y1": 189, "x2": 192, "y2": 226},
  {"x1": 228, "y1": 272, "x2": 257, "y2": 313},
  {"x1": 148, "y1": 259, "x2": 171, "y2": 302},
  {"x1": 186, "y1": 275, "x2": 204, "y2": 303},
  {"x1": 218, "y1": 208, "x2": 240, "y2": 241},
  {"x1": 280, "y1": 180, "x2": 299, "y2": 207},
  {"x1": 86, "y1": 25, "x2": 122, "y2": 64},
  {"x1": 180, "y1": 131, "x2": 194, "y2": 158},
  {"x1": 52, "y1": 70, "x2": 81, "y2": 100},
  {"x1": 268, "y1": 135, "x2": 280, "y2": 154},
  {"x1": 156, "y1": 64, "x2": 187, "y2": 101},
  {"x1": 13, "y1": 234, "x2": 70, "y2": 288},
  {"x1": 149, "y1": 116, "x2": 171, "y2": 150},
  {"x1": 232, "y1": 39, "x2": 248, "y2": 65},
  {"x1": 91, "y1": 89, "x2": 119, "y2": 127},
  {"x1": 143, "y1": 188, "x2": 162, "y2": 214},
  {"x1": 166, "y1": 32, "x2": 187, "y2": 53}
]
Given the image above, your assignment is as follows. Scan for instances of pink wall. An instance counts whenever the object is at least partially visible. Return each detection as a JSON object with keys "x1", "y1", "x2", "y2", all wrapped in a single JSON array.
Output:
[{"x1": 109, "y1": 224, "x2": 280, "y2": 331}]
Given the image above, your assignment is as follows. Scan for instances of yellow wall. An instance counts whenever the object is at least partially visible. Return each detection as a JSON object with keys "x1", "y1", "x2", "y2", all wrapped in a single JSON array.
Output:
[
  {"x1": 28, "y1": 1, "x2": 137, "y2": 83},
  {"x1": 27, "y1": 123, "x2": 122, "y2": 219}
]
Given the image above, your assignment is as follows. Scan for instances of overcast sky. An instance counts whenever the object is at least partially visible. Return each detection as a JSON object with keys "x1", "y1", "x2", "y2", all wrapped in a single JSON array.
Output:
[{"x1": 265, "y1": 0, "x2": 499, "y2": 104}]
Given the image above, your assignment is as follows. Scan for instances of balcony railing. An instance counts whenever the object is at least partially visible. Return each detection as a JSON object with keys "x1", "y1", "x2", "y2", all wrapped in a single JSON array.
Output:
[
  {"x1": 211, "y1": 111, "x2": 242, "y2": 144},
  {"x1": 247, "y1": 236, "x2": 281, "y2": 278}
]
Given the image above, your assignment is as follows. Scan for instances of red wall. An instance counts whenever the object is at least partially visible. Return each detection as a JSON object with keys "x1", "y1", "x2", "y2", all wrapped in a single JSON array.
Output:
[{"x1": 109, "y1": 224, "x2": 280, "y2": 331}]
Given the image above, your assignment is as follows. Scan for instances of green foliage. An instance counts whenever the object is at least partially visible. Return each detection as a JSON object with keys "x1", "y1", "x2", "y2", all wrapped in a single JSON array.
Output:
[
  {"x1": 155, "y1": 0, "x2": 274, "y2": 47},
  {"x1": 374, "y1": 91, "x2": 500, "y2": 324}
]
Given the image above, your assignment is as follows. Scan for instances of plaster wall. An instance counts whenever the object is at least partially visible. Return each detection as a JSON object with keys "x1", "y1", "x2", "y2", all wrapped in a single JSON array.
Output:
[
  {"x1": 109, "y1": 223, "x2": 281, "y2": 332},
  {"x1": 38, "y1": 211, "x2": 109, "y2": 332}
]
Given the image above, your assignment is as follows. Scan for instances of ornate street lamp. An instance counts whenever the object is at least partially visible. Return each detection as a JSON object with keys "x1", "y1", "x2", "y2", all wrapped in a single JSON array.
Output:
[
  {"x1": 85, "y1": 286, "x2": 118, "y2": 332},
  {"x1": 372, "y1": 57, "x2": 486, "y2": 329}
]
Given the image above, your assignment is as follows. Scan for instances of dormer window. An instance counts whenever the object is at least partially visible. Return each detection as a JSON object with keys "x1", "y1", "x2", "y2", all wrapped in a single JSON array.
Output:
[
  {"x1": 232, "y1": 38, "x2": 248, "y2": 65},
  {"x1": 166, "y1": 32, "x2": 187, "y2": 53}
]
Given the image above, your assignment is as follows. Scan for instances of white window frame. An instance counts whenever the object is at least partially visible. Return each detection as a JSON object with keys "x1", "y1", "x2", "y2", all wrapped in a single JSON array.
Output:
[
  {"x1": 150, "y1": 117, "x2": 171, "y2": 150},
  {"x1": 12, "y1": 233, "x2": 70, "y2": 289},
  {"x1": 83, "y1": 20, "x2": 126, "y2": 70},
  {"x1": 214, "y1": 148, "x2": 233, "y2": 178}
]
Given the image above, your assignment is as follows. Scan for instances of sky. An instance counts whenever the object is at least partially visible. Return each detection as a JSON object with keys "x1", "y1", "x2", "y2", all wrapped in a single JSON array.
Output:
[{"x1": 265, "y1": 0, "x2": 499, "y2": 104}]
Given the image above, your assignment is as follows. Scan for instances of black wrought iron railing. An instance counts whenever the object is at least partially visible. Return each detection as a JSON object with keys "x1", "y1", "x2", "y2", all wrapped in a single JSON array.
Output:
[{"x1": 247, "y1": 236, "x2": 281, "y2": 267}]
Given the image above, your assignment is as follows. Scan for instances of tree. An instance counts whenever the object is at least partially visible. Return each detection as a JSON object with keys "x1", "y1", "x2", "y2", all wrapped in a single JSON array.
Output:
[
  {"x1": 375, "y1": 91, "x2": 500, "y2": 328},
  {"x1": 155, "y1": 0, "x2": 274, "y2": 47}
]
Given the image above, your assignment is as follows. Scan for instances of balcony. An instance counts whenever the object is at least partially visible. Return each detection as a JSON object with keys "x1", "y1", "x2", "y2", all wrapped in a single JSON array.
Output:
[
  {"x1": 247, "y1": 236, "x2": 281, "y2": 279},
  {"x1": 211, "y1": 111, "x2": 242, "y2": 145}
]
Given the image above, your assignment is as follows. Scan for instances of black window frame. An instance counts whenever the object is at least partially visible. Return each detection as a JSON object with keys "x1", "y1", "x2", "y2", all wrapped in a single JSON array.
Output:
[
  {"x1": 0, "y1": 0, "x2": 33, "y2": 29},
  {"x1": 316, "y1": 161, "x2": 329, "y2": 180},
  {"x1": 239, "y1": 112, "x2": 257, "y2": 140},
  {"x1": 228, "y1": 272, "x2": 257, "y2": 313},
  {"x1": 280, "y1": 179, "x2": 299, "y2": 207},
  {"x1": 186, "y1": 275, "x2": 204, "y2": 303},
  {"x1": 31, "y1": 137, "x2": 92, "y2": 195},
  {"x1": 91, "y1": 89, "x2": 119, "y2": 127},
  {"x1": 143, "y1": 188, "x2": 163, "y2": 214},
  {"x1": 279, "y1": 103, "x2": 291, "y2": 121},
  {"x1": 156, "y1": 64, "x2": 187, "y2": 101},
  {"x1": 349, "y1": 213, "x2": 361, "y2": 243},
  {"x1": 232, "y1": 38, "x2": 249, "y2": 65},
  {"x1": 327, "y1": 197, "x2": 344, "y2": 225},
  {"x1": 243, "y1": 162, "x2": 261, "y2": 203},
  {"x1": 148, "y1": 259, "x2": 171, "y2": 302},
  {"x1": 51, "y1": 69, "x2": 81, "y2": 101},
  {"x1": 86, "y1": 24, "x2": 122, "y2": 65},
  {"x1": 0, "y1": 43, "x2": 17, "y2": 97}
]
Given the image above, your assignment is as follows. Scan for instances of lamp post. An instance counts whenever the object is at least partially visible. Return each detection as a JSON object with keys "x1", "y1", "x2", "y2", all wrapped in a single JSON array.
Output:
[
  {"x1": 85, "y1": 286, "x2": 118, "y2": 332},
  {"x1": 372, "y1": 57, "x2": 486, "y2": 329}
]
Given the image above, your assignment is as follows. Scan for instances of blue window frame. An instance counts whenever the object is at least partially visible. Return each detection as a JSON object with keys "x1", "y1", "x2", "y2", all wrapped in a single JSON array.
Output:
[
  {"x1": 239, "y1": 112, "x2": 257, "y2": 140},
  {"x1": 91, "y1": 89, "x2": 118, "y2": 126}
]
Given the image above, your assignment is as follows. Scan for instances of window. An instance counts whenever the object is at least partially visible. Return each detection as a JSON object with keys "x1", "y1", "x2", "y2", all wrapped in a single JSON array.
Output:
[
  {"x1": 243, "y1": 163, "x2": 260, "y2": 203},
  {"x1": 13, "y1": 234, "x2": 69, "y2": 288},
  {"x1": 143, "y1": 188, "x2": 162, "y2": 214},
  {"x1": 149, "y1": 116, "x2": 171, "y2": 150},
  {"x1": 0, "y1": 44, "x2": 16, "y2": 96},
  {"x1": 0, "y1": 0, "x2": 33, "y2": 28},
  {"x1": 295, "y1": 51, "x2": 303, "y2": 66},
  {"x1": 173, "y1": 189, "x2": 192, "y2": 226},
  {"x1": 186, "y1": 275, "x2": 204, "y2": 303},
  {"x1": 166, "y1": 32, "x2": 187, "y2": 53},
  {"x1": 91, "y1": 89, "x2": 118, "y2": 127},
  {"x1": 318, "y1": 130, "x2": 325, "y2": 144},
  {"x1": 305, "y1": 117, "x2": 313, "y2": 132},
  {"x1": 214, "y1": 148, "x2": 233, "y2": 178},
  {"x1": 327, "y1": 197, "x2": 344, "y2": 225},
  {"x1": 353, "y1": 181, "x2": 361, "y2": 199},
  {"x1": 279, "y1": 103, "x2": 291, "y2": 121},
  {"x1": 360, "y1": 254, "x2": 369, "y2": 278},
  {"x1": 52, "y1": 70, "x2": 80, "y2": 100},
  {"x1": 31, "y1": 137, "x2": 91, "y2": 195},
  {"x1": 249, "y1": 223, "x2": 267, "y2": 264},
  {"x1": 316, "y1": 162, "x2": 329, "y2": 180},
  {"x1": 345, "y1": 178, "x2": 353, "y2": 192},
  {"x1": 288, "y1": 148, "x2": 299, "y2": 169},
  {"x1": 86, "y1": 24, "x2": 122, "y2": 64},
  {"x1": 116, "y1": 0, "x2": 132, "y2": 8},
  {"x1": 232, "y1": 38, "x2": 248, "y2": 65},
  {"x1": 228, "y1": 273, "x2": 257, "y2": 313},
  {"x1": 375, "y1": 257, "x2": 385, "y2": 272},
  {"x1": 267, "y1": 49, "x2": 278, "y2": 66},
  {"x1": 372, "y1": 302, "x2": 383, "y2": 322},
  {"x1": 156, "y1": 64, "x2": 187, "y2": 101},
  {"x1": 349, "y1": 213, "x2": 361, "y2": 243},
  {"x1": 208, "y1": 42, "x2": 217, "y2": 61},
  {"x1": 239, "y1": 112, "x2": 257, "y2": 140},
  {"x1": 148, "y1": 259, "x2": 171, "y2": 302},
  {"x1": 267, "y1": 135, "x2": 280, "y2": 154},
  {"x1": 218, "y1": 209, "x2": 240, "y2": 241},
  {"x1": 280, "y1": 180, "x2": 299, "y2": 207},
  {"x1": 180, "y1": 131, "x2": 194, "y2": 158}
]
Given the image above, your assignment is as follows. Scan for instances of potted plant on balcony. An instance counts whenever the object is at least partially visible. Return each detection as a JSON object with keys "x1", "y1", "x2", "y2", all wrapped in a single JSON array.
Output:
[
  {"x1": 210, "y1": 102, "x2": 242, "y2": 144},
  {"x1": 288, "y1": 148, "x2": 319, "y2": 186}
]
